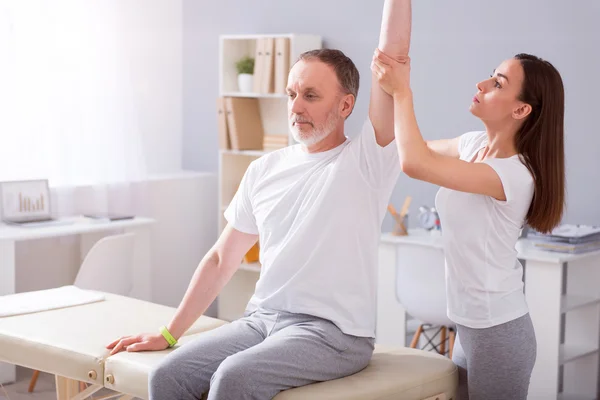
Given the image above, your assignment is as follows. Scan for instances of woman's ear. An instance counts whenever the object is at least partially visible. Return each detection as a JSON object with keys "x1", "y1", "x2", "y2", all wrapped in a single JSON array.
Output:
[{"x1": 513, "y1": 102, "x2": 532, "y2": 120}]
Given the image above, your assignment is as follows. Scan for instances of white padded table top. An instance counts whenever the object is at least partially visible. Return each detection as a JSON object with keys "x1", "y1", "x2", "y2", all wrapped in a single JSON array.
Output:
[
  {"x1": 275, "y1": 346, "x2": 457, "y2": 400},
  {"x1": 0, "y1": 290, "x2": 457, "y2": 400},
  {"x1": 0, "y1": 292, "x2": 226, "y2": 385},
  {"x1": 107, "y1": 343, "x2": 457, "y2": 400}
]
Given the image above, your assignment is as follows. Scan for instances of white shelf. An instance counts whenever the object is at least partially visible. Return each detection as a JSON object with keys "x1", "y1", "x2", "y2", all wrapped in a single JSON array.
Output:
[
  {"x1": 239, "y1": 262, "x2": 261, "y2": 273},
  {"x1": 220, "y1": 149, "x2": 268, "y2": 157},
  {"x1": 222, "y1": 91, "x2": 287, "y2": 99},
  {"x1": 560, "y1": 344, "x2": 599, "y2": 365},
  {"x1": 557, "y1": 394, "x2": 596, "y2": 400},
  {"x1": 561, "y1": 295, "x2": 600, "y2": 313}
]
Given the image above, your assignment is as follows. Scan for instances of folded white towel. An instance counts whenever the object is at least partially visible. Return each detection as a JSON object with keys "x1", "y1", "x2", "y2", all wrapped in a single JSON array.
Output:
[{"x1": 0, "y1": 285, "x2": 105, "y2": 317}]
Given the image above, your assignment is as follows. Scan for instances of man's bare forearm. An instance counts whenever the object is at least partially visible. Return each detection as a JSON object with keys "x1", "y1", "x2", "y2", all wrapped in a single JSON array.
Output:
[
  {"x1": 166, "y1": 251, "x2": 236, "y2": 339},
  {"x1": 370, "y1": 0, "x2": 412, "y2": 146}
]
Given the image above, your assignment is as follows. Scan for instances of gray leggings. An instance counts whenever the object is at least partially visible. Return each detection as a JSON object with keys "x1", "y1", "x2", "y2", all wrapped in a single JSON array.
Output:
[{"x1": 452, "y1": 313, "x2": 537, "y2": 400}]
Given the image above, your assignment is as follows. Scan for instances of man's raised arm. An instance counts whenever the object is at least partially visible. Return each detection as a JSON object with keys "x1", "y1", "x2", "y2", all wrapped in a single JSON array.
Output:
[{"x1": 370, "y1": 0, "x2": 411, "y2": 147}]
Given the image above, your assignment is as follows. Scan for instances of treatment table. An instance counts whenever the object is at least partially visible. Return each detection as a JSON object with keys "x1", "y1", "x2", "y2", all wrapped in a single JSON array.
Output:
[{"x1": 0, "y1": 288, "x2": 457, "y2": 399}]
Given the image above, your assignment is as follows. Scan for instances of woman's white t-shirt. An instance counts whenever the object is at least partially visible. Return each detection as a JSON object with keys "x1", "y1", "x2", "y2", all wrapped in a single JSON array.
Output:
[{"x1": 435, "y1": 131, "x2": 535, "y2": 329}]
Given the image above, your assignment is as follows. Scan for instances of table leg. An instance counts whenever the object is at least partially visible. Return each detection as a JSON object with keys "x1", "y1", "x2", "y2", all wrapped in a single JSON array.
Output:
[{"x1": 55, "y1": 375, "x2": 80, "y2": 399}]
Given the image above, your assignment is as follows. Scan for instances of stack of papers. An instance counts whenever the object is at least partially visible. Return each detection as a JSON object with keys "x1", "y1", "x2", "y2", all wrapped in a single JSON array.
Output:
[{"x1": 528, "y1": 224, "x2": 600, "y2": 254}]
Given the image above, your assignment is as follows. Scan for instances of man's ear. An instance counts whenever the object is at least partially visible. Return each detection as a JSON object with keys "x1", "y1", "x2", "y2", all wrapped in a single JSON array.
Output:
[{"x1": 340, "y1": 94, "x2": 355, "y2": 119}]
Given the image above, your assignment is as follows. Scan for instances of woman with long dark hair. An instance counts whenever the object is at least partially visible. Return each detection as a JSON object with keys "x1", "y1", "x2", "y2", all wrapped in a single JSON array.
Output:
[{"x1": 372, "y1": 49, "x2": 565, "y2": 399}]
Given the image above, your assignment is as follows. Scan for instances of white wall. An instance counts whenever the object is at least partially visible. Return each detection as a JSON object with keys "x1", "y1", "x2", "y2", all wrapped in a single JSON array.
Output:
[
  {"x1": 183, "y1": 0, "x2": 600, "y2": 229},
  {"x1": 142, "y1": 172, "x2": 218, "y2": 309}
]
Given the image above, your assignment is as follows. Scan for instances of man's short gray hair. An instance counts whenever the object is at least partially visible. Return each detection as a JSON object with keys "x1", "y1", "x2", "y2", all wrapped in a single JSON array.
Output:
[{"x1": 296, "y1": 49, "x2": 360, "y2": 100}]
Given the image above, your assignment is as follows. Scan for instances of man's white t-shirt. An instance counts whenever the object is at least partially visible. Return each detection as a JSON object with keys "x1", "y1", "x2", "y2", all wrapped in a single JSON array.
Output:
[
  {"x1": 224, "y1": 119, "x2": 400, "y2": 338},
  {"x1": 435, "y1": 131, "x2": 535, "y2": 329}
]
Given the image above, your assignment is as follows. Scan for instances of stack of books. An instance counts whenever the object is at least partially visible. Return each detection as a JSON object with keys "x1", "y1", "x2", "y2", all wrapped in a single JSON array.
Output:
[
  {"x1": 527, "y1": 224, "x2": 600, "y2": 254},
  {"x1": 263, "y1": 134, "x2": 288, "y2": 152}
]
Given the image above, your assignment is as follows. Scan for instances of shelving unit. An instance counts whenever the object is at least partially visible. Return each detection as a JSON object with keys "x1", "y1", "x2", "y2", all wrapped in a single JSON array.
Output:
[
  {"x1": 517, "y1": 240, "x2": 600, "y2": 399},
  {"x1": 216, "y1": 33, "x2": 322, "y2": 321}
]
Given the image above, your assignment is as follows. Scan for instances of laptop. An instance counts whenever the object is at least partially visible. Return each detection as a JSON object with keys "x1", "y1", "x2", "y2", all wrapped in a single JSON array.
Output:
[{"x1": 0, "y1": 179, "x2": 56, "y2": 225}]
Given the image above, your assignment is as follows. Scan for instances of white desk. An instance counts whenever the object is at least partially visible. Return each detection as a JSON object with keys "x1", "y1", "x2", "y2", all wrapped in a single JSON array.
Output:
[
  {"x1": 378, "y1": 229, "x2": 600, "y2": 400},
  {"x1": 0, "y1": 216, "x2": 155, "y2": 385}
]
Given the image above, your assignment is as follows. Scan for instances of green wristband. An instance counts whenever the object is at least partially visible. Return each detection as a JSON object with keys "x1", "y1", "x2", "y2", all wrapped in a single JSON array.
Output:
[{"x1": 160, "y1": 325, "x2": 177, "y2": 347}]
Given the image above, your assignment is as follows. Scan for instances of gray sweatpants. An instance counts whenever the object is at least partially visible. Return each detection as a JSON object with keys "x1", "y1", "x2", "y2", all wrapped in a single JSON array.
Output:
[
  {"x1": 148, "y1": 308, "x2": 374, "y2": 400},
  {"x1": 452, "y1": 313, "x2": 537, "y2": 400}
]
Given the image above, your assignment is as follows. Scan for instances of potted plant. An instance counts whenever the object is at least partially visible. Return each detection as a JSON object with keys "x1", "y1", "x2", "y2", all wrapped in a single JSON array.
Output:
[{"x1": 235, "y1": 56, "x2": 255, "y2": 93}]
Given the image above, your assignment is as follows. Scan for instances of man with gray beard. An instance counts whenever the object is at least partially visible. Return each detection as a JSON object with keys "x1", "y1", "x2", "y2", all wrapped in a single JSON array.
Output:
[{"x1": 106, "y1": 1, "x2": 412, "y2": 398}]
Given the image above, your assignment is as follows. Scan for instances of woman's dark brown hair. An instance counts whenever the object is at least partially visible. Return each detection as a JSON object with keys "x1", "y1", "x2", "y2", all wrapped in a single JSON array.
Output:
[{"x1": 514, "y1": 53, "x2": 565, "y2": 233}]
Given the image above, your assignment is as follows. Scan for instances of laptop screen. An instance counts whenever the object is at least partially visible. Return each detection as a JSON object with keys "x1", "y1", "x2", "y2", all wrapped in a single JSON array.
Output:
[{"x1": 0, "y1": 179, "x2": 52, "y2": 222}]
